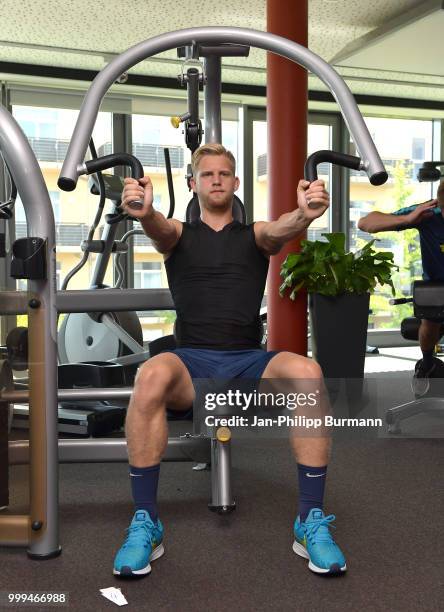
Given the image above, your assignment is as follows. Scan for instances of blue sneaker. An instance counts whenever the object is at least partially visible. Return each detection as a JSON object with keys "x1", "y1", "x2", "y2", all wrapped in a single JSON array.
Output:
[
  {"x1": 293, "y1": 508, "x2": 347, "y2": 575},
  {"x1": 113, "y1": 510, "x2": 164, "y2": 576}
]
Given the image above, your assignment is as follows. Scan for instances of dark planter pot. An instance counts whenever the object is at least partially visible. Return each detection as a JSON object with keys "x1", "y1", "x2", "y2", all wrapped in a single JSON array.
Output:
[{"x1": 309, "y1": 292, "x2": 370, "y2": 406}]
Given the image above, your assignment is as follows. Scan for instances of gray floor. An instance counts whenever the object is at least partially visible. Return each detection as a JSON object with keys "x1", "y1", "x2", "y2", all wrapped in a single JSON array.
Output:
[
  {"x1": 1, "y1": 348, "x2": 443, "y2": 611},
  {"x1": 1, "y1": 436, "x2": 442, "y2": 612},
  {"x1": 364, "y1": 345, "x2": 422, "y2": 373}
]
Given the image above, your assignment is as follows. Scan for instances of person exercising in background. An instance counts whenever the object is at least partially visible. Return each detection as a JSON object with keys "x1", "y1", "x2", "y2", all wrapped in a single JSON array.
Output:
[
  {"x1": 358, "y1": 181, "x2": 444, "y2": 381},
  {"x1": 113, "y1": 143, "x2": 347, "y2": 578}
]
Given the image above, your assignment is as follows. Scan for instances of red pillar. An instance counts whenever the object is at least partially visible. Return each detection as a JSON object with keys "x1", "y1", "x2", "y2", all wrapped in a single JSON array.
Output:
[{"x1": 267, "y1": 0, "x2": 308, "y2": 355}]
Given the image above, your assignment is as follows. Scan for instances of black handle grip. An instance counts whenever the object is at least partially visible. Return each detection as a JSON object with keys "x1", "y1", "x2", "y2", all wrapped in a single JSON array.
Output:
[
  {"x1": 84, "y1": 153, "x2": 143, "y2": 180},
  {"x1": 305, "y1": 149, "x2": 388, "y2": 187},
  {"x1": 84, "y1": 153, "x2": 145, "y2": 224},
  {"x1": 164, "y1": 148, "x2": 175, "y2": 219},
  {"x1": 305, "y1": 150, "x2": 362, "y2": 183},
  {"x1": 303, "y1": 150, "x2": 363, "y2": 209},
  {"x1": 85, "y1": 152, "x2": 144, "y2": 211},
  {"x1": 187, "y1": 68, "x2": 200, "y2": 126},
  {"x1": 389, "y1": 297, "x2": 413, "y2": 305}
]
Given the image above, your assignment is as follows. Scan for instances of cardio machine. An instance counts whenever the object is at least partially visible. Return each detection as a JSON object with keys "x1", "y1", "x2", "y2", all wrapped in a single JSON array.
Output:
[
  {"x1": 7, "y1": 134, "x2": 182, "y2": 436},
  {"x1": 7, "y1": 146, "x2": 157, "y2": 436}
]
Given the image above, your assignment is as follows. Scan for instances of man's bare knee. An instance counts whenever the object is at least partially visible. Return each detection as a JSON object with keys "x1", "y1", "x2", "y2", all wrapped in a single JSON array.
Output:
[
  {"x1": 266, "y1": 352, "x2": 323, "y2": 379},
  {"x1": 131, "y1": 354, "x2": 194, "y2": 414},
  {"x1": 136, "y1": 361, "x2": 174, "y2": 389},
  {"x1": 132, "y1": 361, "x2": 174, "y2": 411}
]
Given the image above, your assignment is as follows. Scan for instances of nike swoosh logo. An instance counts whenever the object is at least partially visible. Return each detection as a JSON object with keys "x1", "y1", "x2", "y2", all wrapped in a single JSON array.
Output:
[
  {"x1": 129, "y1": 473, "x2": 143, "y2": 477},
  {"x1": 306, "y1": 473, "x2": 326, "y2": 478}
]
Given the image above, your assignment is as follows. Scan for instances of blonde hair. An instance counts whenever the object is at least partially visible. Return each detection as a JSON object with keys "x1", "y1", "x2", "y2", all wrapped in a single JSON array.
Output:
[{"x1": 191, "y1": 143, "x2": 236, "y2": 175}]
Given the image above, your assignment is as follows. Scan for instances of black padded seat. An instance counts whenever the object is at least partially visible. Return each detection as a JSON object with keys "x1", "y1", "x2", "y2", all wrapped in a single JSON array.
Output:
[
  {"x1": 400, "y1": 317, "x2": 421, "y2": 341},
  {"x1": 401, "y1": 316, "x2": 444, "y2": 341},
  {"x1": 185, "y1": 193, "x2": 246, "y2": 224}
]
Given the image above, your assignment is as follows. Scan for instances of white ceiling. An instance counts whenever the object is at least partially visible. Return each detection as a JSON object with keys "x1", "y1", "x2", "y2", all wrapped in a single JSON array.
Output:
[
  {"x1": 332, "y1": 0, "x2": 444, "y2": 76},
  {"x1": 0, "y1": 0, "x2": 443, "y2": 105}
]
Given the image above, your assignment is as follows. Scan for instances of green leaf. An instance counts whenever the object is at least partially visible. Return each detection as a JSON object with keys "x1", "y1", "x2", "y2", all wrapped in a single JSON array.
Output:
[
  {"x1": 324, "y1": 232, "x2": 345, "y2": 253},
  {"x1": 279, "y1": 232, "x2": 398, "y2": 299}
]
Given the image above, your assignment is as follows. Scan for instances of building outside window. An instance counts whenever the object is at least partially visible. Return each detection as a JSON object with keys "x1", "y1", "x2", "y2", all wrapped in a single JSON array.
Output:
[{"x1": 12, "y1": 105, "x2": 113, "y2": 293}]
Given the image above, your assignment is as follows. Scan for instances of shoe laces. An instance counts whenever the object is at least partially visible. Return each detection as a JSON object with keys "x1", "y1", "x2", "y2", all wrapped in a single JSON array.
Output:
[
  {"x1": 123, "y1": 521, "x2": 155, "y2": 549},
  {"x1": 305, "y1": 514, "x2": 336, "y2": 545}
]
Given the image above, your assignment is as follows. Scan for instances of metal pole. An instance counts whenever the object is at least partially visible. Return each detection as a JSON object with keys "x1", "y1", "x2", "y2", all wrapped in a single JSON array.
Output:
[
  {"x1": 90, "y1": 217, "x2": 120, "y2": 288},
  {"x1": 0, "y1": 105, "x2": 60, "y2": 558},
  {"x1": 1, "y1": 387, "x2": 134, "y2": 403},
  {"x1": 204, "y1": 55, "x2": 222, "y2": 144},
  {"x1": 267, "y1": 0, "x2": 308, "y2": 354},
  {"x1": 9, "y1": 436, "x2": 212, "y2": 465}
]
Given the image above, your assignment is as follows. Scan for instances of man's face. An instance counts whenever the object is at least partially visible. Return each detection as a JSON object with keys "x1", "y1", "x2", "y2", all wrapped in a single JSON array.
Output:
[{"x1": 191, "y1": 155, "x2": 240, "y2": 210}]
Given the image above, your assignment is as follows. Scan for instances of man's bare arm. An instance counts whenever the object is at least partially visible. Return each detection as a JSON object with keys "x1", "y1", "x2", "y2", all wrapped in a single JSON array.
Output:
[
  {"x1": 254, "y1": 179, "x2": 329, "y2": 255},
  {"x1": 358, "y1": 201, "x2": 436, "y2": 234},
  {"x1": 139, "y1": 212, "x2": 182, "y2": 254},
  {"x1": 357, "y1": 212, "x2": 408, "y2": 233},
  {"x1": 255, "y1": 210, "x2": 310, "y2": 255},
  {"x1": 121, "y1": 176, "x2": 182, "y2": 254}
]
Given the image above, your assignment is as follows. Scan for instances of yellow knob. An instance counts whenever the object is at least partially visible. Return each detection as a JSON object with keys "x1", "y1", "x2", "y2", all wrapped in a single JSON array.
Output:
[
  {"x1": 216, "y1": 426, "x2": 231, "y2": 442},
  {"x1": 170, "y1": 116, "x2": 181, "y2": 129}
]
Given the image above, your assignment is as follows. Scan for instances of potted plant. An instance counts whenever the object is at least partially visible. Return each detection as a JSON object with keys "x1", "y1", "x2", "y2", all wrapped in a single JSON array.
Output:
[{"x1": 279, "y1": 233, "x2": 398, "y2": 398}]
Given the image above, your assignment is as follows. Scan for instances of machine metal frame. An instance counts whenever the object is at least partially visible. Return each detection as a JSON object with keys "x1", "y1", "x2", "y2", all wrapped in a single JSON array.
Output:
[{"x1": 0, "y1": 26, "x2": 386, "y2": 558}]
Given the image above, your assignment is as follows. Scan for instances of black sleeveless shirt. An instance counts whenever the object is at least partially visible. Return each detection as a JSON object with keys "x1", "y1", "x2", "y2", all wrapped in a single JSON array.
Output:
[{"x1": 165, "y1": 219, "x2": 269, "y2": 350}]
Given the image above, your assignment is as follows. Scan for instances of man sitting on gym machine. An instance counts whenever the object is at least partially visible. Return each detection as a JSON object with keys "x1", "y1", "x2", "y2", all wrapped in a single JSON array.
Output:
[
  {"x1": 358, "y1": 181, "x2": 444, "y2": 381},
  {"x1": 113, "y1": 143, "x2": 347, "y2": 577}
]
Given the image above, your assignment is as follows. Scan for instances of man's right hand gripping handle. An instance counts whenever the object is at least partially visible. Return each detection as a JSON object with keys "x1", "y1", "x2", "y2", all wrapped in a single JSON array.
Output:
[{"x1": 122, "y1": 176, "x2": 155, "y2": 220}]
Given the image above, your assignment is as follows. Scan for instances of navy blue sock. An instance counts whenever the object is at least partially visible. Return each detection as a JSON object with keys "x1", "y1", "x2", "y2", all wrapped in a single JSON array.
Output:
[
  {"x1": 297, "y1": 463, "x2": 327, "y2": 522},
  {"x1": 129, "y1": 464, "x2": 160, "y2": 522}
]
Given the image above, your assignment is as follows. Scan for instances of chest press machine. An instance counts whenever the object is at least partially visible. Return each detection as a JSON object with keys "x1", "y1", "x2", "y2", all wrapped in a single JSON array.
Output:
[{"x1": 0, "y1": 26, "x2": 386, "y2": 559}]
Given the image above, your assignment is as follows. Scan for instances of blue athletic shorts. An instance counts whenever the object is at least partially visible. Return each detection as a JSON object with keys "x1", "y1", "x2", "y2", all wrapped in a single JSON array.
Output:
[
  {"x1": 165, "y1": 348, "x2": 279, "y2": 419},
  {"x1": 171, "y1": 348, "x2": 279, "y2": 380}
]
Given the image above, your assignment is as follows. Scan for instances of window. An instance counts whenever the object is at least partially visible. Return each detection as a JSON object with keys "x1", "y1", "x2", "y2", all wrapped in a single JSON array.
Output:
[
  {"x1": 251, "y1": 118, "x2": 333, "y2": 236},
  {"x1": 134, "y1": 262, "x2": 162, "y2": 289},
  {"x1": 12, "y1": 105, "x2": 113, "y2": 290},
  {"x1": 350, "y1": 117, "x2": 437, "y2": 331},
  {"x1": 412, "y1": 137, "x2": 425, "y2": 160},
  {"x1": 49, "y1": 191, "x2": 61, "y2": 223}
]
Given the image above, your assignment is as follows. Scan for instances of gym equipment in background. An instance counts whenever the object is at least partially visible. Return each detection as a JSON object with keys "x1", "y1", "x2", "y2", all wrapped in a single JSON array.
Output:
[
  {"x1": 9, "y1": 143, "x2": 176, "y2": 435},
  {"x1": 417, "y1": 161, "x2": 444, "y2": 182},
  {"x1": 387, "y1": 281, "x2": 444, "y2": 433}
]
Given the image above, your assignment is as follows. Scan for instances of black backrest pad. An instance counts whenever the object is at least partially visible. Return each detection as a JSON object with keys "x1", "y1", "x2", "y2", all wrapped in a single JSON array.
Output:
[
  {"x1": 413, "y1": 280, "x2": 444, "y2": 320},
  {"x1": 185, "y1": 194, "x2": 246, "y2": 224}
]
